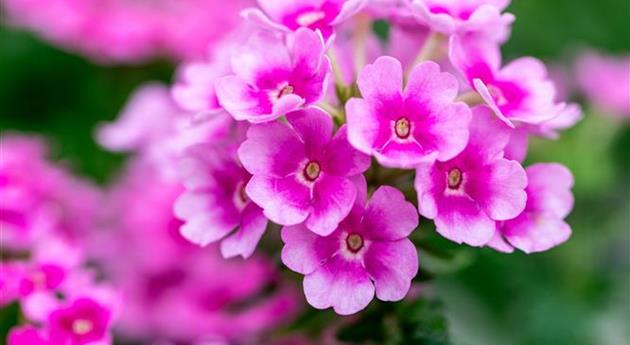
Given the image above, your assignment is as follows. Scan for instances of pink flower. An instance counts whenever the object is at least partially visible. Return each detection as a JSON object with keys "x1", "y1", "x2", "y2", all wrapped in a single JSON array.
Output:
[
  {"x1": 346, "y1": 56, "x2": 472, "y2": 168},
  {"x1": 449, "y1": 34, "x2": 564, "y2": 127},
  {"x1": 406, "y1": 0, "x2": 514, "y2": 41},
  {"x1": 238, "y1": 107, "x2": 371, "y2": 236},
  {"x1": 242, "y1": 0, "x2": 367, "y2": 39},
  {"x1": 281, "y1": 185, "x2": 419, "y2": 315},
  {"x1": 47, "y1": 297, "x2": 113, "y2": 345},
  {"x1": 174, "y1": 141, "x2": 268, "y2": 259},
  {"x1": 2, "y1": 0, "x2": 252, "y2": 63},
  {"x1": 414, "y1": 106, "x2": 528, "y2": 246},
  {"x1": 576, "y1": 51, "x2": 630, "y2": 118},
  {"x1": 172, "y1": 60, "x2": 228, "y2": 115},
  {"x1": 489, "y1": 163, "x2": 574, "y2": 253},
  {"x1": 215, "y1": 28, "x2": 330, "y2": 123}
]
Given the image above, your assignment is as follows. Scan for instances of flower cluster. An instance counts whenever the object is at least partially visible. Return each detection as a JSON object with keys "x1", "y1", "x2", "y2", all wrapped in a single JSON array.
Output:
[
  {"x1": 91, "y1": 0, "x2": 579, "y2": 316},
  {"x1": 0, "y1": 134, "x2": 118, "y2": 345}
]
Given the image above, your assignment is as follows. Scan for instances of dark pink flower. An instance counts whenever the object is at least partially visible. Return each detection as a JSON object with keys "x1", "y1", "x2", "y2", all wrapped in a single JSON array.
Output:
[
  {"x1": 238, "y1": 107, "x2": 371, "y2": 236},
  {"x1": 489, "y1": 163, "x2": 574, "y2": 253},
  {"x1": 243, "y1": 0, "x2": 367, "y2": 39},
  {"x1": 346, "y1": 56, "x2": 472, "y2": 168},
  {"x1": 48, "y1": 297, "x2": 112, "y2": 345},
  {"x1": 414, "y1": 106, "x2": 527, "y2": 246},
  {"x1": 215, "y1": 28, "x2": 330, "y2": 123},
  {"x1": 281, "y1": 185, "x2": 419, "y2": 315}
]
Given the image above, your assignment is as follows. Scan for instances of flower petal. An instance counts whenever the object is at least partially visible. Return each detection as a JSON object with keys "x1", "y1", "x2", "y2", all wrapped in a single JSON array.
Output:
[
  {"x1": 365, "y1": 239, "x2": 418, "y2": 301},
  {"x1": 220, "y1": 204, "x2": 268, "y2": 259},
  {"x1": 246, "y1": 175, "x2": 310, "y2": 226},
  {"x1": 362, "y1": 186, "x2": 419, "y2": 241},
  {"x1": 434, "y1": 195, "x2": 496, "y2": 246},
  {"x1": 306, "y1": 175, "x2": 357, "y2": 236},
  {"x1": 280, "y1": 223, "x2": 339, "y2": 275}
]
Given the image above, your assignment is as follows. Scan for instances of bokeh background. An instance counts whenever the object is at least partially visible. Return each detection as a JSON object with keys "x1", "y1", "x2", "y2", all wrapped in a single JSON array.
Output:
[{"x1": 1, "y1": 1, "x2": 629, "y2": 344}]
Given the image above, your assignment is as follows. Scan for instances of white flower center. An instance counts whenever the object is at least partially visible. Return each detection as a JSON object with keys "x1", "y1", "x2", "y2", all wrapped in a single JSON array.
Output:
[
  {"x1": 394, "y1": 117, "x2": 412, "y2": 139},
  {"x1": 447, "y1": 168, "x2": 463, "y2": 190},
  {"x1": 72, "y1": 319, "x2": 93, "y2": 335},
  {"x1": 296, "y1": 10, "x2": 326, "y2": 27},
  {"x1": 346, "y1": 233, "x2": 364, "y2": 253},
  {"x1": 303, "y1": 161, "x2": 321, "y2": 182}
]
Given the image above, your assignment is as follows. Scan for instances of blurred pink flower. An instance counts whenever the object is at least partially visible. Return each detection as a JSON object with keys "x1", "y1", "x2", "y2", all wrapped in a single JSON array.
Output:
[
  {"x1": 2, "y1": 0, "x2": 253, "y2": 63},
  {"x1": 576, "y1": 51, "x2": 630, "y2": 118}
]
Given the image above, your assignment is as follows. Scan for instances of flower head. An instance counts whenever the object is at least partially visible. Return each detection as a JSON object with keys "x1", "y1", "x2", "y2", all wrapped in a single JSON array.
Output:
[
  {"x1": 414, "y1": 106, "x2": 527, "y2": 246},
  {"x1": 281, "y1": 185, "x2": 418, "y2": 315},
  {"x1": 238, "y1": 107, "x2": 370, "y2": 235},
  {"x1": 48, "y1": 297, "x2": 113, "y2": 345},
  {"x1": 215, "y1": 28, "x2": 330, "y2": 123},
  {"x1": 346, "y1": 56, "x2": 472, "y2": 168}
]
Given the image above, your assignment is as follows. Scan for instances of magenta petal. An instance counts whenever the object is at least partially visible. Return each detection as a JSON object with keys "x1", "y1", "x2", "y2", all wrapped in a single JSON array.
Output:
[
  {"x1": 220, "y1": 204, "x2": 268, "y2": 259},
  {"x1": 405, "y1": 61, "x2": 459, "y2": 110},
  {"x1": 303, "y1": 255, "x2": 375, "y2": 315},
  {"x1": 246, "y1": 175, "x2": 310, "y2": 226},
  {"x1": 502, "y1": 213, "x2": 572, "y2": 254},
  {"x1": 414, "y1": 162, "x2": 441, "y2": 219},
  {"x1": 306, "y1": 175, "x2": 357, "y2": 236},
  {"x1": 474, "y1": 78, "x2": 514, "y2": 128},
  {"x1": 291, "y1": 28, "x2": 327, "y2": 78},
  {"x1": 280, "y1": 224, "x2": 339, "y2": 275},
  {"x1": 365, "y1": 239, "x2": 418, "y2": 301},
  {"x1": 322, "y1": 126, "x2": 371, "y2": 176},
  {"x1": 467, "y1": 159, "x2": 528, "y2": 221},
  {"x1": 356, "y1": 56, "x2": 403, "y2": 106},
  {"x1": 238, "y1": 121, "x2": 305, "y2": 177},
  {"x1": 174, "y1": 191, "x2": 238, "y2": 246},
  {"x1": 346, "y1": 98, "x2": 389, "y2": 155},
  {"x1": 286, "y1": 107, "x2": 333, "y2": 155},
  {"x1": 363, "y1": 186, "x2": 418, "y2": 241},
  {"x1": 434, "y1": 195, "x2": 496, "y2": 246}
]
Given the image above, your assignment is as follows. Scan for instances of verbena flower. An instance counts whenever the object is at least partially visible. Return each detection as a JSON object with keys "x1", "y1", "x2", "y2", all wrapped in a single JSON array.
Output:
[
  {"x1": 346, "y1": 56, "x2": 472, "y2": 168},
  {"x1": 414, "y1": 106, "x2": 527, "y2": 246},
  {"x1": 238, "y1": 107, "x2": 370, "y2": 236},
  {"x1": 281, "y1": 184, "x2": 419, "y2": 315},
  {"x1": 216, "y1": 28, "x2": 330, "y2": 123}
]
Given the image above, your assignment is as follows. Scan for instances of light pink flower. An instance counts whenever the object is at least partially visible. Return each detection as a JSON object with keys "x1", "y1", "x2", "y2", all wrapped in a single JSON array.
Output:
[
  {"x1": 414, "y1": 106, "x2": 528, "y2": 246},
  {"x1": 450, "y1": 34, "x2": 565, "y2": 127},
  {"x1": 8, "y1": 325, "x2": 51, "y2": 345},
  {"x1": 576, "y1": 51, "x2": 630, "y2": 118},
  {"x1": 238, "y1": 107, "x2": 371, "y2": 236},
  {"x1": 281, "y1": 185, "x2": 419, "y2": 315},
  {"x1": 407, "y1": 0, "x2": 514, "y2": 41},
  {"x1": 242, "y1": 0, "x2": 367, "y2": 39},
  {"x1": 174, "y1": 141, "x2": 268, "y2": 259},
  {"x1": 489, "y1": 163, "x2": 574, "y2": 253},
  {"x1": 346, "y1": 56, "x2": 472, "y2": 168},
  {"x1": 215, "y1": 28, "x2": 330, "y2": 123}
]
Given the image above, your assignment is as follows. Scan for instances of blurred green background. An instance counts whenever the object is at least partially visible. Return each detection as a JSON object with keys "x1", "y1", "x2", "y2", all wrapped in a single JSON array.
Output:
[{"x1": 1, "y1": 0, "x2": 629, "y2": 344}]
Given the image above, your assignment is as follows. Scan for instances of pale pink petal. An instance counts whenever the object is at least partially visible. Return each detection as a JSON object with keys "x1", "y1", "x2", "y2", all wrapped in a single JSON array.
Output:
[
  {"x1": 286, "y1": 107, "x2": 333, "y2": 155},
  {"x1": 502, "y1": 213, "x2": 572, "y2": 254},
  {"x1": 321, "y1": 126, "x2": 371, "y2": 176},
  {"x1": 363, "y1": 186, "x2": 418, "y2": 241},
  {"x1": 365, "y1": 239, "x2": 418, "y2": 301},
  {"x1": 346, "y1": 98, "x2": 389, "y2": 155},
  {"x1": 230, "y1": 30, "x2": 291, "y2": 85},
  {"x1": 238, "y1": 121, "x2": 305, "y2": 177},
  {"x1": 220, "y1": 204, "x2": 268, "y2": 259},
  {"x1": 414, "y1": 162, "x2": 441, "y2": 219},
  {"x1": 356, "y1": 56, "x2": 403, "y2": 107},
  {"x1": 306, "y1": 175, "x2": 357, "y2": 236},
  {"x1": 434, "y1": 195, "x2": 496, "y2": 246},
  {"x1": 241, "y1": 8, "x2": 291, "y2": 32},
  {"x1": 246, "y1": 175, "x2": 310, "y2": 225},
  {"x1": 467, "y1": 159, "x2": 528, "y2": 221},
  {"x1": 280, "y1": 224, "x2": 339, "y2": 275},
  {"x1": 215, "y1": 76, "x2": 273, "y2": 122},
  {"x1": 404, "y1": 61, "x2": 459, "y2": 110},
  {"x1": 426, "y1": 102, "x2": 472, "y2": 161},
  {"x1": 330, "y1": 0, "x2": 368, "y2": 25},
  {"x1": 486, "y1": 231, "x2": 514, "y2": 253},
  {"x1": 525, "y1": 163, "x2": 574, "y2": 218},
  {"x1": 303, "y1": 255, "x2": 375, "y2": 315}
]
